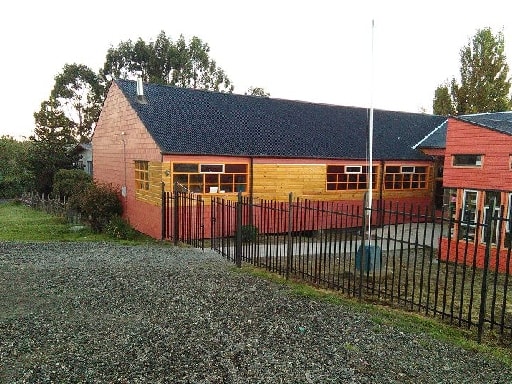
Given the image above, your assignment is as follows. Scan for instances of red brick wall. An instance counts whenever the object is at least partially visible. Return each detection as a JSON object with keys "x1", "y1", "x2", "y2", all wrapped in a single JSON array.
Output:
[
  {"x1": 92, "y1": 82, "x2": 163, "y2": 239},
  {"x1": 443, "y1": 117, "x2": 512, "y2": 190}
]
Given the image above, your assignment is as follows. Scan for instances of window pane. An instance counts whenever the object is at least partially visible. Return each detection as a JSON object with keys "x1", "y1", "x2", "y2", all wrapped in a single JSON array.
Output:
[
  {"x1": 200, "y1": 164, "x2": 224, "y2": 173},
  {"x1": 174, "y1": 174, "x2": 188, "y2": 184},
  {"x1": 453, "y1": 155, "x2": 482, "y2": 166},
  {"x1": 327, "y1": 165, "x2": 344, "y2": 173},
  {"x1": 225, "y1": 164, "x2": 247, "y2": 173},
  {"x1": 173, "y1": 163, "x2": 198, "y2": 172}
]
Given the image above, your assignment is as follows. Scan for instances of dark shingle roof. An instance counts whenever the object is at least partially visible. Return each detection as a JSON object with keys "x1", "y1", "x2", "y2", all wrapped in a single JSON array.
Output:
[
  {"x1": 458, "y1": 112, "x2": 512, "y2": 135},
  {"x1": 414, "y1": 120, "x2": 447, "y2": 149},
  {"x1": 115, "y1": 79, "x2": 447, "y2": 160}
]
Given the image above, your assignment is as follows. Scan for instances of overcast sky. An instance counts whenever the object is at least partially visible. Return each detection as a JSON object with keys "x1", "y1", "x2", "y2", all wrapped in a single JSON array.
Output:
[{"x1": 1, "y1": 0, "x2": 511, "y2": 139}]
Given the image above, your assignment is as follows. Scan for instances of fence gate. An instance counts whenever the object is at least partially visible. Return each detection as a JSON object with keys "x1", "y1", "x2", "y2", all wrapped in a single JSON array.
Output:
[{"x1": 162, "y1": 190, "x2": 205, "y2": 249}]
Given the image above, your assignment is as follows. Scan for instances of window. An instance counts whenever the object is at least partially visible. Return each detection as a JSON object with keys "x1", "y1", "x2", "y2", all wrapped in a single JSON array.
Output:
[
  {"x1": 506, "y1": 193, "x2": 512, "y2": 248},
  {"x1": 173, "y1": 163, "x2": 248, "y2": 193},
  {"x1": 384, "y1": 165, "x2": 428, "y2": 190},
  {"x1": 481, "y1": 191, "x2": 500, "y2": 245},
  {"x1": 453, "y1": 154, "x2": 482, "y2": 167},
  {"x1": 459, "y1": 189, "x2": 478, "y2": 241},
  {"x1": 200, "y1": 164, "x2": 224, "y2": 173},
  {"x1": 326, "y1": 165, "x2": 377, "y2": 191},
  {"x1": 135, "y1": 160, "x2": 150, "y2": 191}
]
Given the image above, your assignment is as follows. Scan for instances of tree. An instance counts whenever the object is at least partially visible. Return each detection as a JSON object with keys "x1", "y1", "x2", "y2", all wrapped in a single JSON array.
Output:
[
  {"x1": 29, "y1": 64, "x2": 103, "y2": 195},
  {"x1": 245, "y1": 86, "x2": 270, "y2": 97},
  {"x1": 433, "y1": 28, "x2": 512, "y2": 115},
  {"x1": 101, "y1": 31, "x2": 233, "y2": 92},
  {"x1": 432, "y1": 82, "x2": 455, "y2": 115},
  {"x1": 0, "y1": 136, "x2": 34, "y2": 198},
  {"x1": 51, "y1": 63, "x2": 105, "y2": 143},
  {"x1": 29, "y1": 98, "x2": 80, "y2": 195}
]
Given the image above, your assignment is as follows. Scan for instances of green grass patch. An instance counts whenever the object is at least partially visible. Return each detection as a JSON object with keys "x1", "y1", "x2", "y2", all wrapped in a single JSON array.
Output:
[
  {"x1": 0, "y1": 201, "x2": 155, "y2": 244},
  {"x1": 235, "y1": 264, "x2": 512, "y2": 368}
]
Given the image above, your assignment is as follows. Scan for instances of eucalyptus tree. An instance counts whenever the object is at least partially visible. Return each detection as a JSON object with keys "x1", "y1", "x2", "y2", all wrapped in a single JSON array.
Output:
[{"x1": 101, "y1": 31, "x2": 233, "y2": 92}]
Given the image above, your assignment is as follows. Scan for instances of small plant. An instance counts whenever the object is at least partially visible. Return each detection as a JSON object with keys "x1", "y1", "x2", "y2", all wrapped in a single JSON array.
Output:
[
  {"x1": 239, "y1": 224, "x2": 259, "y2": 242},
  {"x1": 105, "y1": 216, "x2": 137, "y2": 240}
]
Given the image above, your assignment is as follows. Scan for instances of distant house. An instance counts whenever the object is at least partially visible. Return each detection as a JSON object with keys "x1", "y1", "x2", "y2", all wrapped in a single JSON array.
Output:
[
  {"x1": 74, "y1": 142, "x2": 93, "y2": 176},
  {"x1": 92, "y1": 79, "x2": 446, "y2": 239},
  {"x1": 425, "y1": 112, "x2": 512, "y2": 272}
]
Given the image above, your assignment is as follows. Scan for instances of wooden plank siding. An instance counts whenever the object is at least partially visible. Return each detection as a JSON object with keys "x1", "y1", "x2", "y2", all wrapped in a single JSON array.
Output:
[
  {"x1": 443, "y1": 118, "x2": 512, "y2": 190},
  {"x1": 439, "y1": 117, "x2": 512, "y2": 272}
]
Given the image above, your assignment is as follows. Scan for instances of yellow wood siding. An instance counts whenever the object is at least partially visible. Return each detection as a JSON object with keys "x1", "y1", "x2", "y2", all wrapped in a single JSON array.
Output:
[{"x1": 135, "y1": 161, "x2": 163, "y2": 206}]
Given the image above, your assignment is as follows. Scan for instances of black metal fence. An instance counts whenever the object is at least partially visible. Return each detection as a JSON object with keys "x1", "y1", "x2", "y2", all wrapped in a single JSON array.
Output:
[
  {"x1": 210, "y1": 193, "x2": 512, "y2": 343},
  {"x1": 162, "y1": 191, "x2": 205, "y2": 249}
]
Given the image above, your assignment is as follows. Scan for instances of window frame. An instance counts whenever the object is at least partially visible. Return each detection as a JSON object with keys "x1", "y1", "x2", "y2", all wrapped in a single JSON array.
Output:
[
  {"x1": 134, "y1": 160, "x2": 150, "y2": 191},
  {"x1": 172, "y1": 162, "x2": 248, "y2": 194},
  {"x1": 199, "y1": 164, "x2": 225, "y2": 173},
  {"x1": 383, "y1": 165, "x2": 429, "y2": 190},
  {"x1": 326, "y1": 165, "x2": 377, "y2": 191},
  {"x1": 452, "y1": 154, "x2": 483, "y2": 167}
]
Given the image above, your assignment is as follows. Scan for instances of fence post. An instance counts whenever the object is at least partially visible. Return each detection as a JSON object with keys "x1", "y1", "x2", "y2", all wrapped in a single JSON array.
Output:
[
  {"x1": 173, "y1": 189, "x2": 179, "y2": 246},
  {"x1": 161, "y1": 182, "x2": 166, "y2": 240},
  {"x1": 235, "y1": 191, "x2": 242, "y2": 268},
  {"x1": 286, "y1": 192, "x2": 293, "y2": 280},
  {"x1": 478, "y1": 197, "x2": 496, "y2": 343}
]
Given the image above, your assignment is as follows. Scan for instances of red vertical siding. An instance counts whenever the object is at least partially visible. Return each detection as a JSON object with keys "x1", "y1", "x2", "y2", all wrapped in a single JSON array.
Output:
[{"x1": 92, "y1": 83, "x2": 163, "y2": 239}]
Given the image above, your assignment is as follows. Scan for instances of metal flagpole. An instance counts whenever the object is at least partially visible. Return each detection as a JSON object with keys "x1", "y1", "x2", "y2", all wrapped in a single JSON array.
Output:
[{"x1": 367, "y1": 19, "x2": 375, "y2": 246}]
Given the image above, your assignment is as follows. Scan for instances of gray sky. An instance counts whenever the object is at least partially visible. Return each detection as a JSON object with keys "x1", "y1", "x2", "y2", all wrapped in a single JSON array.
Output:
[{"x1": 1, "y1": 0, "x2": 511, "y2": 139}]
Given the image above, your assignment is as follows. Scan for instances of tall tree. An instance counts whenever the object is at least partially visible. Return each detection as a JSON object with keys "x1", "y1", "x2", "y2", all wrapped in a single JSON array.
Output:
[
  {"x1": 433, "y1": 28, "x2": 512, "y2": 115},
  {"x1": 29, "y1": 98, "x2": 80, "y2": 195},
  {"x1": 51, "y1": 63, "x2": 105, "y2": 143},
  {"x1": 432, "y1": 82, "x2": 455, "y2": 115},
  {"x1": 102, "y1": 31, "x2": 233, "y2": 92}
]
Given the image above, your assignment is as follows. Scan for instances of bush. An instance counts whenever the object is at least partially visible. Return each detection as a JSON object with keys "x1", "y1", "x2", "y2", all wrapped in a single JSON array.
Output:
[
  {"x1": 69, "y1": 183, "x2": 122, "y2": 233},
  {"x1": 104, "y1": 216, "x2": 137, "y2": 240},
  {"x1": 53, "y1": 169, "x2": 92, "y2": 199},
  {"x1": 239, "y1": 224, "x2": 259, "y2": 242}
]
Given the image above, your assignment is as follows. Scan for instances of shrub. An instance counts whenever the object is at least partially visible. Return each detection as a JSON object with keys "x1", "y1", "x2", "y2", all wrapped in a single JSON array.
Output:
[
  {"x1": 239, "y1": 224, "x2": 259, "y2": 242},
  {"x1": 69, "y1": 183, "x2": 122, "y2": 233},
  {"x1": 53, "y1": 169, "x2": 93, "y2": 199}
]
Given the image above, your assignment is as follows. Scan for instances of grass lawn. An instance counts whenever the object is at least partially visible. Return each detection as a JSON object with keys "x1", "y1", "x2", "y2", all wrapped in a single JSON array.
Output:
[{"x1": 0, "y1": 201, "x2": 152, "y2": 243}]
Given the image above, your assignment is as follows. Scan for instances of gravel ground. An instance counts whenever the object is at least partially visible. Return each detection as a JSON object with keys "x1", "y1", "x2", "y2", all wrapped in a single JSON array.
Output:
[{"x1": 1, "y1": 242, "x2": 512, "y2": 383}]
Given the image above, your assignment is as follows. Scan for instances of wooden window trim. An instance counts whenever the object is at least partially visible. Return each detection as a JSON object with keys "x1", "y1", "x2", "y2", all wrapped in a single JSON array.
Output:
[
  {"x1": 452, "y1": 154, "x2": 483, "y2": 168},
  {"x1": 134, "y1": 160, "x2": 150, "y2": 191},
  {"x1": 384, "y1": 165, "x2": 428, "y2": 190},
  {"x1": 172, "y1": 162, "x2": 248, "y2": 194},
  {"x1": 326, "y1": 165, "x2": 377, "y2": 191}
]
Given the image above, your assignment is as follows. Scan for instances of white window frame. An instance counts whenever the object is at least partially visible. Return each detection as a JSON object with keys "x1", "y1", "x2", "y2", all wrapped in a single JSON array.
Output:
[
  {"x1": 461, "y1": 189, "x2": 478, "y2": 224},
  {"x1": 400, "y1": 166, "x2": 415, "y2": 174},
  {"x1": 344, "y1": 165, "x2": 362, "y2": 174}
]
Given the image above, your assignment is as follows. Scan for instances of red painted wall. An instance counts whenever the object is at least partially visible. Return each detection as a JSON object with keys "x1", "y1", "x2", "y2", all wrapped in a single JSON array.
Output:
[
  {"x1": 439, "y1": 238, "x2": 512, "y2": 274},
  {"x1": 92, "y1": 82, "x2": 163, "y2": 239},
  {"x1": 443, "y1": 117, "x2": 512, "y2": 190}
]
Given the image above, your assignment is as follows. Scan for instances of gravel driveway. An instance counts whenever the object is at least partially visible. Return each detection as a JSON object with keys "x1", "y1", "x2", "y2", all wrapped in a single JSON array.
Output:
[{"x1": 1, "y1": 241, "x2": 511, "y2": 383}]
